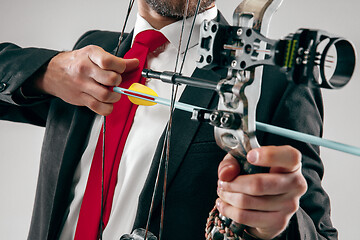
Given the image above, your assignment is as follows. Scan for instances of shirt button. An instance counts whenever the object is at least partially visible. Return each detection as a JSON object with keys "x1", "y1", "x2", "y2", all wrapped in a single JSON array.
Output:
[{"x1": 0, "y1": 82, "x2": 7, "y2": 92}]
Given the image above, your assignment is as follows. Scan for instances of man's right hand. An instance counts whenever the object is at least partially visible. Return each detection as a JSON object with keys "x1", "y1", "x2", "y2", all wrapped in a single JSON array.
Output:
[{"x1": 35, "y1": 45, "x2": 139, "y2": 116}]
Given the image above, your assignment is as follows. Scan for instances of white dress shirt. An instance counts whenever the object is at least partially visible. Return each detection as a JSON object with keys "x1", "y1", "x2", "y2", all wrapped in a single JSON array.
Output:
[{"x1": 59, "y1": 6, "x2": 217, "y2": 240}]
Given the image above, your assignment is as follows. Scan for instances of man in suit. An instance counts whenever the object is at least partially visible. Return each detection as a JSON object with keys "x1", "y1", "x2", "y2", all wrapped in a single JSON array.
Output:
[{"x1": 0, "y1": 0, "x2": 336, "y2": 239}]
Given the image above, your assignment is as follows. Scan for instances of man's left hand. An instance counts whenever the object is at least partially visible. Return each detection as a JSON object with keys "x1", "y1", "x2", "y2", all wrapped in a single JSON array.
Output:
[{"x1": 216, "y1": 145, "x2": 307, "y2": 239}]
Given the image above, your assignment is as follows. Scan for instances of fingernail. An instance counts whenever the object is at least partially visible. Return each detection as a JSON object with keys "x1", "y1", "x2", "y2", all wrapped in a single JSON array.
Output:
[
  {"x1": 247, "y1": 150, "x2": 259, "y2": 164},
  {"x1": 218, "y1": 163, "x2": 232, "y2": 175},
  {"x1": 218, "y1": 180, "x2": 224, "y2": 190},
  {"x1": 216, "y1": 198, "x2": 221, "y2": 208}
]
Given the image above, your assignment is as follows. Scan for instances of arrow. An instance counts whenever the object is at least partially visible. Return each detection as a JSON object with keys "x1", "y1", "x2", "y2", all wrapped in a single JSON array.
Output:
[
  {"x1": 113, "y1": 83, "x2": 205, "y2": 112},
  {"x1": 113, "y1": 83, "x2": 360, "y2": 156}
]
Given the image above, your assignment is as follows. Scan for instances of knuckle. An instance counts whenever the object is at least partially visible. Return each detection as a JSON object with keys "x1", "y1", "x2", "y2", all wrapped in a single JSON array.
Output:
[
  {"x1": 73, "y1": 78, "x2": 86, "y2": 90},
  {"x1": 117, "y1": 59, "x2": 127, "y2": 73},
  {"x1": 236, "y1": 194, "x2": 250, "y2": 209},
  {"x1": 286, "y1": 199, "x2": 299, "y2": 213},
  {"x1": 99, "y1": 56, "x2": 113, "y2": 69},
  {"x1": 286, "y1": 145, "x2": 302, "y2": 165},
  {"x1": 274, "y1": 215, "x2": 289, "y2": 231},
  {"x1": 233, "y1": 209, "x2": 248, "y2": 223},
  {"x1": 87, "y1": 98, "x2": 99, "y2": 110},
  {"x1": 73, "y1": 61, "x2": 89, "y2": 75},
  {"x1": 86, "y1": 99, "x2": 113, "y2": 116},
  {"x1": 77, "y1": 45, "x2": 95, "y2": 57},
  {"x1": 83, "y1": 44, "x2": 98, "y2": 52},
  {"x1": 107, "y1": 72, "x2": 121, "y2": 86},
  {"x1": 265, "y1": 148, "x2": 277, "y2": 160},
  {"x1": 103, "y1": 105, "x2": 114, "y2": 116},
  {"x1": 250, "y1": 177, "x2": 265, "y2": 194},
  {"x1": 216, "y1": 199, "x2": 224, "y2": 213},
  {"x1": 291, "y1": 174, "x2": 307, "y2": 194},
  {"x1": 97, "y1": 89, "x2": 112, "y2": 102}
]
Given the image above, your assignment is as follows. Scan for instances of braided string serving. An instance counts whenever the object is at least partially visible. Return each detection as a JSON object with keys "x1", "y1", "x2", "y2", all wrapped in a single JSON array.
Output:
[{"x1": 205, "y1": 205, "x2": 240, "y2": 240}]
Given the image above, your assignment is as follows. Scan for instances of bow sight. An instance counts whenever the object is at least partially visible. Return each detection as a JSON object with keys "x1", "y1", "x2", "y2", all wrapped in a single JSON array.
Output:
[
  {"x1": 144, "y1": 24, "x2": 356, "y2": 90},
  {"x1": 198, "y1": 22, "x2": 356, "y2": 89}
]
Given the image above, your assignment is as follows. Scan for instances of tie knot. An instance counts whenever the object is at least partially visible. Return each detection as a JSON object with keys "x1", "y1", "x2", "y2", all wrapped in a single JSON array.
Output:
[{"x1": 133, "y1": 30, "x2": 168, "y2": 52}]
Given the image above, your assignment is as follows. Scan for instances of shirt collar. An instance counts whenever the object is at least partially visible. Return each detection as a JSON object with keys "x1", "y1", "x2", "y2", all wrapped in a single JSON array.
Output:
[{"x1": 133, "y1": 5, "x2": 218, "y2": 53}]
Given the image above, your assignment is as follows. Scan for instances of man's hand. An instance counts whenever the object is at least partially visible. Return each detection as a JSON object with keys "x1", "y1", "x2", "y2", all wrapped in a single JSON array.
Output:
[
  {"x1": 216, "y1": 146, "x2": 307, "y2": 239},
  {"x1": 35, "y1": 45, "x2": 139, "y2": 115}
]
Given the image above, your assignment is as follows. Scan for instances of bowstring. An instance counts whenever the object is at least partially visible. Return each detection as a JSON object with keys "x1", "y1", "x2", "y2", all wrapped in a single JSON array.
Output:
[
  {"x1": 159, "y1": 0, "x2": 191, "y2": 237},
  {"x1": 106, "y1": 0, "x2": 202, "y2": 238},
  {"x1": 179, "y1": 0, "x2": 202, "y2": 74},
  {"x1": 159, "y1": 0, "x2": 202, "y2": 239},
  {"x1": 115, "y1": 0, "x2": 135, "y2": 56},
  {"x1": 143, "y1": 1, "x2": 192, "y2": 238},
  {"x1": 99, "y1": 0, "x2": 135, "y2": 239}
]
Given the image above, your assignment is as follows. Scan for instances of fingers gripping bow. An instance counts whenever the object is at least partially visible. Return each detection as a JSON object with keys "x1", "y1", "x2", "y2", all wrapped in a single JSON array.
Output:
[{"x1": 202, "y1": 1, "x2": 284, "y2": 239}]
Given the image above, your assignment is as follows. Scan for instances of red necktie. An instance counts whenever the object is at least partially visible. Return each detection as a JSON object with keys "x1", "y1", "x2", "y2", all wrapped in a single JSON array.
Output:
[{"x1": 74, "y1": 30, "x2": 168, "y2": 240}]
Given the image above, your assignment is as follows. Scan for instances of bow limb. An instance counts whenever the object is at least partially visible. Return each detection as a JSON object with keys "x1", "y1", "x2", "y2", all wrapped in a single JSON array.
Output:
[{"x1": 234, "y1": 0, "x2": 283, "y2": 34}]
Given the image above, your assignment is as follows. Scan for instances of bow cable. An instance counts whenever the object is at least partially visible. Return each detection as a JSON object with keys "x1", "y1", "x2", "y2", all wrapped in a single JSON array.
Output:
[
  {"x1": 143, "y1": 0, "x2": 203, "y2": 239},
  {"x1": 179, "y1": 0, "x2": 202, "y2": 74},
  {"x1": 114, "y1": 0, "x2": 136, "y2": 56},
  {"x1": 143, "y1": 0, "x2": 192, "y2": 235},
  {"x1": 100, "y1": 0, "x2": 135, "y2": 239},
  {"x1": 160, "y1": 1, "x2": 203, "y2": 239}
]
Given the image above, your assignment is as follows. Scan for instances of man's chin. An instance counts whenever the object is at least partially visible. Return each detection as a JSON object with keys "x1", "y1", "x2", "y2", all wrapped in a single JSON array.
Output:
[{"x1": 145, "y1": 0, "x2": 215, "y2": 19}]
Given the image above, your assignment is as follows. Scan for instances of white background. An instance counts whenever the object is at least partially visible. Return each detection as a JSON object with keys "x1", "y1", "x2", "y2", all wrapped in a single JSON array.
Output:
[{"x1": 0, "y1": 0, "x2": 359, "y2": 239}]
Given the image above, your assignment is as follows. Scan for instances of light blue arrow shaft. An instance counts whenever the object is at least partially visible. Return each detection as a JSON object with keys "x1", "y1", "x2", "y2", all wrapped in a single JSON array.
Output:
[
  {"x1": 113, "y1": 86, "x2": 360, "y2": 156},
  {"x1": 255, "y1": 122, "x2": 360, "y2": 156}
]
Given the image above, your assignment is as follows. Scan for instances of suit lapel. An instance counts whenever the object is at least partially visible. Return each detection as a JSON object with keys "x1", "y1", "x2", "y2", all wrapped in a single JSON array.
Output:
[
  {"x1": 133, "y1": 68, "x2": 222, "y2": 230},
  {"x1": 47, "y1": 34, "x2": 133, "y2": 239},
  {"x1": 45, "y1": 103, "x2": 96, "y2": 239},
  {"x1": 113, "y1": 31, "x2": 133, "y2": 58},
  {"x1": 132, "y1": 11, "x2": 229, "y2": 232}
]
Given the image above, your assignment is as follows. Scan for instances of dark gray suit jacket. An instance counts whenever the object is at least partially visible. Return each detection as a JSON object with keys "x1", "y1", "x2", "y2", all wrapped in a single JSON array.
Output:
[{"x1": 0, "y1": 14, "x2": 337, "y2": 240}]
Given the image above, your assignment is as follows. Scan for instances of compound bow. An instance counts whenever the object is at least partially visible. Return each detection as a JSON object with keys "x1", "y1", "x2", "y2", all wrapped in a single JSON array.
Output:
[{"x1": 120, "y1": 0, "x2": 356, "y2": 239}]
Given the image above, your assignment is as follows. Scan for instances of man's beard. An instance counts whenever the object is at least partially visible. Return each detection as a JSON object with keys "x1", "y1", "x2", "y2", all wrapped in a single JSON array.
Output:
[{"x1": 145, "y1": 0, "x2": 215, "y2": 19}]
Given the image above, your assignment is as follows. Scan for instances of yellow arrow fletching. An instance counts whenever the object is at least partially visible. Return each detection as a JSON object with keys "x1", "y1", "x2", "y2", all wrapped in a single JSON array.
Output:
[{"x1": 128, "y1": 83, "x2": 158, "y2": 106}]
